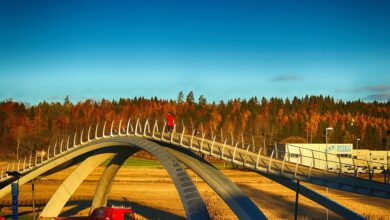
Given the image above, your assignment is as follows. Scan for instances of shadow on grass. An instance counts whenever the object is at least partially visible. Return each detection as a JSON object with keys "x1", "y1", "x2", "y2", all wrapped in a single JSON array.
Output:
[
  {"x1": 306, "y1": 183, "x2": 390, "y2": 211},
  {"x1": 60, "y1": 198, "x2": 185, "y2": 220},
  {"x1": 1, "y1": 198, "x2": 184, "y2": 220},
  {"x1": 1, "y1": 209, "x2": 43, "y2": 220},
  {"x1": 236, "y1": 182, "x2": 342, "y2": 220}
]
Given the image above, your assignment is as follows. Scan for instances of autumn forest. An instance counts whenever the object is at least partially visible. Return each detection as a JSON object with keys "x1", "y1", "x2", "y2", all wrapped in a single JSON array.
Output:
[{"x1": 0, "y1": 91, "x2": 389, "y2": 160}]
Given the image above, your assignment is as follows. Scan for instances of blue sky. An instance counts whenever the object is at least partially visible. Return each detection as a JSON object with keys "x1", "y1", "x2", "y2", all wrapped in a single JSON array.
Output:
[{"x1": 0, "y1": 0, "x2": 389, "y2": 104}]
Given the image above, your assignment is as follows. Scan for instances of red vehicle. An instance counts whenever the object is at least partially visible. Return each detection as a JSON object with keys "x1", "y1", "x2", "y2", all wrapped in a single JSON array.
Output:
[{"x1": 52, "y1": 207, "x2": 136, "y2": 220}]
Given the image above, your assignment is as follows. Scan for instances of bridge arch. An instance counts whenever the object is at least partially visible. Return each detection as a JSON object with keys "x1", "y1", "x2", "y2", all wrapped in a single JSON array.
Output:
[
  {"x1": 89, "y1": 143, "x2": 366, "y2": 220},
  {"x1": 88, "y1": 144, "x2": 267, "y2": 220},
  {"x1": 38, "y1": 138, "x2": 266, "y2": 219}
]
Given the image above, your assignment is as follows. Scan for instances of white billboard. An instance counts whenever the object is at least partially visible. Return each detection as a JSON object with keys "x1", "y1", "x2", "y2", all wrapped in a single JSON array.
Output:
[{"x1": 325, "y1": 144, "x2": 353, "y2": 154}]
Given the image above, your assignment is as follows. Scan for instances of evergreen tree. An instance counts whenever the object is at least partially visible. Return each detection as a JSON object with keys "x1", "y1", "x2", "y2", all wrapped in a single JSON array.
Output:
[
  {"x1": 186, "y1": 91, "x2": 194, "y2": 104},
  {"x1": 198, "y1": 95, "x2": 207, "y2": 105},
  {"x1": 177, "y1": 91, "x2": 184, "y2": 104},
  {"x1": 64, "y1": 95, "x2": 71, "y2": 105}
]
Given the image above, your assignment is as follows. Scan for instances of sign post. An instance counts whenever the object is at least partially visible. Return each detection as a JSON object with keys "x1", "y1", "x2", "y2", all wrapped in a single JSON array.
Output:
[
  {"x1": 7, "y1": 171, "x2": 22, "y2": 220},
  {"x1": 11, "y1": 182, "x2": 18, "y2": 220}
]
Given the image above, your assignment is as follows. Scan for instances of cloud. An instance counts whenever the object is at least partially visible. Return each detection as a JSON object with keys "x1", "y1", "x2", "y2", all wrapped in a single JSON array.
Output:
[
  {"x1": 363, "y1": 93, "x2": 390, "y2": 101},
  {"x1": 334, "y1": 84, "x2": 390, "y2": 101},
  {"x1": 336, "y1": 84, "x2": 390, "y2": 93},
  {"x1": 363, "y1": 85, "x2": 390, "y2": 92},
  {"x1": 270, "y1": 74, "x2": 301, "y2": 82}
]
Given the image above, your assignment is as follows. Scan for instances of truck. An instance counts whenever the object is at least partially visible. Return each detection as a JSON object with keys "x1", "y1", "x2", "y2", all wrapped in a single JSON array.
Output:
[{"x1": 52, "y1": 207, "x2": 136, "y2": 220}]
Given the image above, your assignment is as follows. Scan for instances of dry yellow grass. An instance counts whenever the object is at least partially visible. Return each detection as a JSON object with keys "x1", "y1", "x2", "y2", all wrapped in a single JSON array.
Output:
[{"x1": 1, "y1": 164, "x2": 390, "y2": 220}]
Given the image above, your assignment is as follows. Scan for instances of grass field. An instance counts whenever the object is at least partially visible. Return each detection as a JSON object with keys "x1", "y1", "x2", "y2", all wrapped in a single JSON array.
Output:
[
  {"x1": 1, "y1": 158, "x2": 390, "y2": 220},
  {"x1": 103, "y1": 157, "x2": 164, "y2": 168},
  {"x1": 103, "y1": 157, "x2": 234, "y2": 169}
]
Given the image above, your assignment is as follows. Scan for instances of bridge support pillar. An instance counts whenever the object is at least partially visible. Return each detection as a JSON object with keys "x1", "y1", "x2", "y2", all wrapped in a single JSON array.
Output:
[{"x1": 90, "y1": 149, "x2": 137, "y2": 213}]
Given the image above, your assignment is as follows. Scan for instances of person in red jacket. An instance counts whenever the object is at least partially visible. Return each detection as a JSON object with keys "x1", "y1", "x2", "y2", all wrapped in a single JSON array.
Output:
[{"x1": 167, "y1": 113, "x2": 175, "y2": 132}]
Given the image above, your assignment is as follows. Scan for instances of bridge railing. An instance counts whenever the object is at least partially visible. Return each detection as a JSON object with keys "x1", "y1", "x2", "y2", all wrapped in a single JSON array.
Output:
[
  {"x1": 160, "y1": 121, "x2": 390, "y2": 195},
  {"x1": 1, "y1": 118, "x2": 389, "y2": 190},
  {"x1": 143, "y1": 119, "x2": 389, "y2": 189},
  {"x1": 208, "y1": 130, "x2": 388, "y2": 179}
]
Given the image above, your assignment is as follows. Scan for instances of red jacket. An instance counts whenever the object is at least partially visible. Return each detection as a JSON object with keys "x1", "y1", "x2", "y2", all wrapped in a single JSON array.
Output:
[{"x1": 167, "y1": 114, "x2": 174, "y2": 127}]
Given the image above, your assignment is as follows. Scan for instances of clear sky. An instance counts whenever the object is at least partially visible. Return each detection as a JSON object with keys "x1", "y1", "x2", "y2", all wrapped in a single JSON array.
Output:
[{"x1": 0, "y1": 0, "x2": 389, "y2": 104}]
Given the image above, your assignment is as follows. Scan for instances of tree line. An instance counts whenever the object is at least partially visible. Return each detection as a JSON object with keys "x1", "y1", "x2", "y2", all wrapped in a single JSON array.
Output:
[{"x1": 0, "y1": 92, "x2": 389, "y2": 159}]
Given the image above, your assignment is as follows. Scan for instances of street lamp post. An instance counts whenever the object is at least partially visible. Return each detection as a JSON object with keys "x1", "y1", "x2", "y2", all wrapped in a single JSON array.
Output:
[
  {"x1": 325, "y1": 127, "x2": 334, "y2": 153},
  {"x1": 351, "y1": 119, "x2": 355, "y2": 141},
  {"x1": 325, "y1": 127, "x2": 334, "y2": 172},
  {"x1": 32, "y1": 179, "x2": 36, "y2": 220},
  {"x1": 325, "y1": 127, "x2": 333, "y2": 220},
  {"x1": 356, "y1": 138, "x2": 360, "y2": 150}
]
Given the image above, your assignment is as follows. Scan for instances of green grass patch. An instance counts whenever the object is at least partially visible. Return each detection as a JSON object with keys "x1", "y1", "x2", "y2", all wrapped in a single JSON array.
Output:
[
  {"x1": 123, "y1": 157, "x2": 162, "y2": 168},
  {"x1": 101, "y1": 157, "x2": 162, "y2": 168},
  {"x1": 101, "y1": 157, "x2": 237, "y2": 170},
  {"x1": 101, "y1": 157, "x2": 237, "y2": 169}
]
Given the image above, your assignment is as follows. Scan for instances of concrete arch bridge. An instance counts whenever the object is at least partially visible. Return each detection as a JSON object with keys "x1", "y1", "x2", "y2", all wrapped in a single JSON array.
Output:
[{"x1": 0, "y1": 118, "x2": 389, "y2": 219}]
